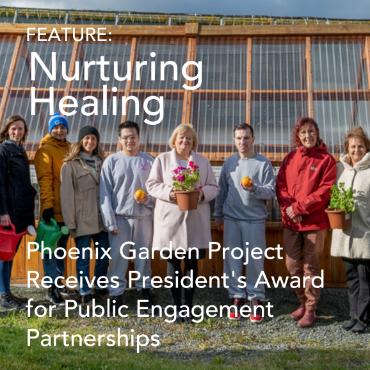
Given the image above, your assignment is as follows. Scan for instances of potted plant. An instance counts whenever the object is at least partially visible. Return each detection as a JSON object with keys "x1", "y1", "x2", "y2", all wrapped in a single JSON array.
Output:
[
  {"x1": 172, "y1": 161, "x2": 200, "y2": 211},
  {"x1": 325, "y1": 182, "x2": 355, "y2": 229}
]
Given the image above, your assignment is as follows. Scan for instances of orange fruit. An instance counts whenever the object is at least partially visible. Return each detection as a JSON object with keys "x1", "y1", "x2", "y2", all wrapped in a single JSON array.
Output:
[
  {"x1": 134, "y1": 188, "x2": 146, "y2": 201},
  {"x1": 241, "y1": 176, "x2": 253, "y2": 187}
]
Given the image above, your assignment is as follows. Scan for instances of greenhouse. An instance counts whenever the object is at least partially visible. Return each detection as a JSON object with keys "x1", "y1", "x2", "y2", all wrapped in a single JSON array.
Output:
[{"x1": 1, "y1": 6, "x2": 369, "y2": 286}]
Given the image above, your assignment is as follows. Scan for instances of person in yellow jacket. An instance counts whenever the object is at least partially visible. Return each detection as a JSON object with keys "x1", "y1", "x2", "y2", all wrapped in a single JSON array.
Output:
[{"x1": 34, "y1": 113, "x2": 71, "y2": 304}]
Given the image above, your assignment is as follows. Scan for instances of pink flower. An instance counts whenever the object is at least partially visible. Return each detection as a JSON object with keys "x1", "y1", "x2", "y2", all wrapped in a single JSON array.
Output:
[
  {"x1": 176, "y1": 174, "x2": 185, "y2": 182},
  {"x1": 188, "y1": 161, "x2": 198, "y2": 170}
]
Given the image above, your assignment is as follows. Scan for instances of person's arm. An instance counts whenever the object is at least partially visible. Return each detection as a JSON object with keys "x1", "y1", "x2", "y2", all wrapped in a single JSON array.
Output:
[
  {"x1": 214, "y1": 164, "x2": 228, "y2": 221},
  {"x1": 146, "y1": 156, "x2": 173, "y2": 202},
  {"x1": 0, "y1": 147, "x2": 9, "y2": 217},
  {"x1": 34, "y1": 148, "x2": 55, "y2": 211},
  {"x1": 99, "y1": 159, "x2": 118, "y2": 231},
  {"x1": 200, "y1": 159, "x2": 219, "y2": 203},
  {"x1": 251, "y1": 160, "x2": 276, "y2": 200},
  {"x1": 60, "y1": 163, "x2": 76, "y2": 231},
  {"x1": 291, "y1": 156, "x2": 336, "y2": 216},
  {"x1": 276, "y1": 157, "x2": 296, "y2": 210}
]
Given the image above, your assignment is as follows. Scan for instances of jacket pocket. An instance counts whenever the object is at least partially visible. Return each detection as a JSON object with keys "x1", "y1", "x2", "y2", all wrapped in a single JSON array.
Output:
[{"x1": 76, "y1": 172, "x2": 95, "y2": 192}]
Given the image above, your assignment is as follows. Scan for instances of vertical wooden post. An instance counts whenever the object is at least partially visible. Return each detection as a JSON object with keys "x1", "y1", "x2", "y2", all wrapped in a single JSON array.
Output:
[
  {"x1": 121, "y1": 37, "x2": 137, "y2": 123},
  {"x1": 365, "y1": 36, "x2": 370, "y2": 90},
  {"x1": 63, "y1": 40, "x2": 80, "y2": 96},
  {"x1": 305, "y1": 36, "x2": 314, "y2": 117},
  {"x1": 181, "y1": 37, "x2": 197, "y2": 124},
  {"x1": 181, "y1": 23, "x2": 199, "y2": 125},
  {"x1": 0, "y1": 35, "x2": 23, "y2": 122},
  {"x1": 246, "y1": 37, "x2": 252, "y2": 124}
]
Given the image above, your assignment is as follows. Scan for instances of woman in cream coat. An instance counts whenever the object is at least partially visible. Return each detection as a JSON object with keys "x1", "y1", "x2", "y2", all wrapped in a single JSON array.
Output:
[
  {"x1": 331, "y1": 126, "x2": 370, "y2": 334},
  {"x1": 146, "y1": 124, "x2": 218, "y2": 316}
]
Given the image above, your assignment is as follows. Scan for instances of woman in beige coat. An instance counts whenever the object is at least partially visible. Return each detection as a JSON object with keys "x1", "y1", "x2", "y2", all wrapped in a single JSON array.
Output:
[
  {"x1": 331, "y1": 127, "x2": 370, "y2": 334},
  {"x1": 61, "y1": 126, "x2": 109, "y2": 304},
  {"x1": 146, "y1": 124, "x2": 218, "y2": 316}
]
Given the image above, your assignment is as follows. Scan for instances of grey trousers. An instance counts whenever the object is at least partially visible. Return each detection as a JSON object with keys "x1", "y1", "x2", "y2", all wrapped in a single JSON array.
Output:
[
  {"x1": 108, "y1": 216, "x2": 153, "y2": 296},
  {"x1": 223, "y1": 219, "x2": 266, "y2": 300}
]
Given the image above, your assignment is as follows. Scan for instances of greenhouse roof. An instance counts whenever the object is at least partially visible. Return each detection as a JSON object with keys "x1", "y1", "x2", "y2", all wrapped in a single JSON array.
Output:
[{"x1": 0, "y1": 6, "x2": 369, "y2": 26}]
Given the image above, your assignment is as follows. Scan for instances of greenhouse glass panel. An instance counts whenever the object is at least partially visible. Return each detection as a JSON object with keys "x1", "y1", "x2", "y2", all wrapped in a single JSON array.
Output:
[
  {"x1": 252, "y1": 97, "x2": 307, "y2": 157},
  {"x1": 0, "y1": 36, "x2": 15, "y2": 86},
  {"x1": 72, "y1": 39, "x2": 131, "y2": 89},
  {"x1": 191, "y1": 95, "x2": 246, "y2": 154},
  {"x1": 132, "y1": 38, "x2": 187, "y2": 90},
  {"x1": 127, "y1": 94, "x2": 183, "y2": 153},
  {"x1": 252, "y1": 38, "x2": 306, "y2": 90},
  {"x1": 312, "y1": 38, "x2": 368, "y2": 90},
  {"x1": 196, "y1": 38, "x2": 247, "y2": 90},
  {"x1": 13, "y1": 41, "x2": 72, "y2": 88},
  {"x1": 315, "y1": 98, "x2": 370, "y2": 153}
]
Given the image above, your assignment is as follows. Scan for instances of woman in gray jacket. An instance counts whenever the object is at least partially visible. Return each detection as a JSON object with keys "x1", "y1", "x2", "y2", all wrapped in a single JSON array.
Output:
[
  {"x1": 331, "y1": 127, "x2": 370, "y2": 334},
  {"x1": 61, "y1": 126, "x2": 109, "y2": 304}
]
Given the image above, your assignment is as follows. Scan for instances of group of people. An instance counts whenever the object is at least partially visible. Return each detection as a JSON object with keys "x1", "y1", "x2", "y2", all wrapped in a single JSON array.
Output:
[{"x1": 0, "y1": 113, "x2": 369, "y2": 333}]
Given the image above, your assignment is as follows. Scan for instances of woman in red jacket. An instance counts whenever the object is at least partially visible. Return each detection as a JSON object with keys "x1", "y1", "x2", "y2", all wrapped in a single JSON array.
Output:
[{"x1": 276, "y1": 117, "x2": 336, "y2": 328}]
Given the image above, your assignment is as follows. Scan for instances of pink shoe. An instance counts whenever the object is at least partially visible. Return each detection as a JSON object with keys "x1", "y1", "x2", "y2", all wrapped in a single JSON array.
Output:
[
  {"x1": 289, "y1": 305, "x2": 305, "y2": 321},
  {"x1": 297, "y1": 310, "x2": 316, "y2": 328}
]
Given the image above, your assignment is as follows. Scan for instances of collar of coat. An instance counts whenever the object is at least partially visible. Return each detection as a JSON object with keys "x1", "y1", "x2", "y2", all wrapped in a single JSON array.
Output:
[
  {"x1": 340, "y1": 152, "x2": 370, "y2": 171},
  {"x1": 3, "y1": 140, "x2": 25, "y2": 155},
  {"x1": 170, "y1": 148, "x2": 197, "y2": 168},
  {"x1": 297, "y1": 142, "x2": 328, "y2": 157},
  {"x1": 39, "y1": 134, "x2": 70, "y2": 149}
]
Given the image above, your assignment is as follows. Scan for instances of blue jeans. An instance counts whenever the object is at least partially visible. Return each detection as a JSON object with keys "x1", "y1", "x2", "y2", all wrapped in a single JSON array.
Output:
[
  {"x1": 42, "y1": 223, "x2": 69, "y2": 280},
  {"x1": 0, "y1": 261, "x2": 12, "y2": 294},
  {"x1": 74, "y1": 231, "x2": 109, "y2": 295},
  {"x1": 0, "y1": 239, "x2": 22, "y2": 294}
]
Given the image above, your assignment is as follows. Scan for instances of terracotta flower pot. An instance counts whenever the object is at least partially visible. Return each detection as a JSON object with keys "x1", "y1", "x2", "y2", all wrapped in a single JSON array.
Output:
[
  {"x1": 175, "y1": 190, "x2": 199, "y2": 211},
  {"x1": 325, "y1": 209, "x2": 346, "y2": 229}
]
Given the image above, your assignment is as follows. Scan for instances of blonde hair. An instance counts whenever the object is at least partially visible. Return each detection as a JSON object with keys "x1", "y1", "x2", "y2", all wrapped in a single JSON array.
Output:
[
  {"x1": 344, "y1": 126, "x2": 370, "y2": 154},
  {"x1": 168, "y1": 124, "x2": 198, "y2": 150},
  {"x1": 64, "y1": 139, "x2": 105, "y2": 162}
]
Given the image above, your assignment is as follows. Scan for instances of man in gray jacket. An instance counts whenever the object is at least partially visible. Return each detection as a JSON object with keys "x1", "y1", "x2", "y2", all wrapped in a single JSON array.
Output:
[
  {"x1": 214, "y1": 123, "x2": 275, "y2": 323},
  {"x1": 99, "y1": 121, "x2": 154, "y2": 305}
]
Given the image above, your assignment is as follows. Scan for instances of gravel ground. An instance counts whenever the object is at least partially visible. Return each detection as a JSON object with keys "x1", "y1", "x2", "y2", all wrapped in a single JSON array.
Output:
[{"x1": 3, "y1": 285, "x2": 369, "y2": 361}]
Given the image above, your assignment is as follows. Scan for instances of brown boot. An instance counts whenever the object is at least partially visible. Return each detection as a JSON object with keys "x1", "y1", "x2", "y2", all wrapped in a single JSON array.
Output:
[
  {"x1": 297, "y1": 310, "x2": 316, "y2": 328},
  {"x1": 290, "y1": 305, "x2": 305, "y2": 321}
]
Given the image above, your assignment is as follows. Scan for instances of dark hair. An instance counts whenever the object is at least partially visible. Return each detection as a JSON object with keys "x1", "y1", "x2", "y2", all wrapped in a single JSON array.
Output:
[
  {"x1": 118, "y1": 120, "x2": 140, "y2": 137},
  {"x1": 233, "y1": 123, "x2": 254, "y2": 137},
  {"x1": 344, "y1": 126, "x2": 370, "y2": 153},
  {"x1": 292, "y1": 117, "x2": 322, "y2": 147},
  {"x1": 0, "y1": 115, "x2": 28, "y2": 144}
]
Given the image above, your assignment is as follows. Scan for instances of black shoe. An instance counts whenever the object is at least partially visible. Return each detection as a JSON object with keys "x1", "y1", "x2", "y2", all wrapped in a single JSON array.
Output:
[
  {"x1": 47, "y1": 286, "x2": 65, "y2": 305},
  {"x1": 351, "y1": 320, "x2": 367, "y2": 334},
  {"x1": 80, "y1": 294, "x2": 93, "y2": 305},
  {"x1": 59, "y1": 287, "x2": 76, "y2": 299},
  {"x1": 94, "y1": 288, "x2": 109, "y2": 299},
  {"x1": 9, "y1": 292, "x2": 28, "y2": 304},
  {"x1": 109, "y1": 294, "x2": 125, "y2": 307},
  {"x1": 342, "y1": 319, "x2": 357, "y2": 331},
  {"x1": 0, "y1": 293, "x2": 24, "y2": 310},
  {"x1": 139, "y1": 289, "x2": 155, "y2": 306}
]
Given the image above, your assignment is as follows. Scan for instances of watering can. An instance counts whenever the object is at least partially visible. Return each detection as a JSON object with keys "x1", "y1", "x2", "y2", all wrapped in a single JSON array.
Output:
[
  {"x1": 0, "y1": 223, "x2": 26, "y2": 261},
  {"x1": 35, "y1": 218, "x2": 69, "y2": 254}
]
